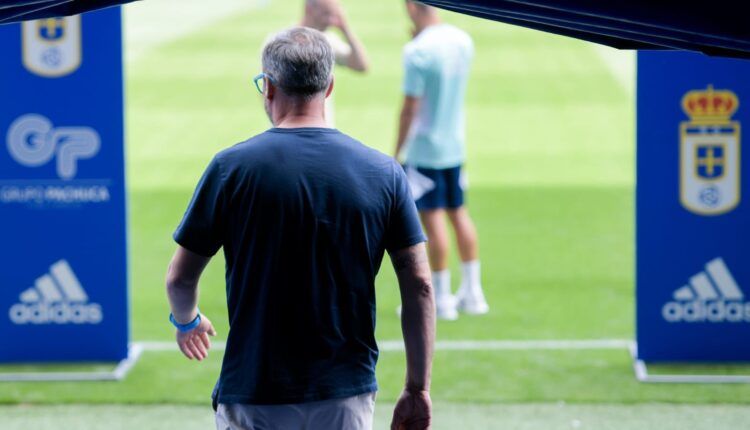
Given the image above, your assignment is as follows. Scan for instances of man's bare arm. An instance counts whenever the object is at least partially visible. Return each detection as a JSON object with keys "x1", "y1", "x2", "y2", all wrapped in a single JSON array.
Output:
[
  {"x1": 394, "y1": 96, "x2": 420, "y2": 160},
  {"x1": 166, "y1": 246, "x2": 211, "y2": 323},
  {"x1": 391, "y1": 242, "x2": 435, "y2": 391},
  {"x1": 331, "y1": 5, "x2": 369, "y2": 72},
  {"x1": 166, "y1": 246, "x2": 217, "y2": 360},
  {"x1": 390, "y1": 242, "x2": 434, "y2": 429}
]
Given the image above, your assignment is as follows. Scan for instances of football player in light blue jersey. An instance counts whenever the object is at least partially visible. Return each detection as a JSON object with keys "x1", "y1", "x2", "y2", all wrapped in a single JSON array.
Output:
[{"x1": 395, "y1": 0, "x2": 489, "y2": 320}]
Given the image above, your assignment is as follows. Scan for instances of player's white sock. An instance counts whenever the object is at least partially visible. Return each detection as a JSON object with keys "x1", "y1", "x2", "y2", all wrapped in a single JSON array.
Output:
[
  {"x1": 432, "y1": 270, "x2": 458, "y2": 320},
  {"x1": 461, "y1": 260, "x2": 481, "y2": 293},
  {"x1": 432, "y1": 269, "x2": 451, "y2": 299}
]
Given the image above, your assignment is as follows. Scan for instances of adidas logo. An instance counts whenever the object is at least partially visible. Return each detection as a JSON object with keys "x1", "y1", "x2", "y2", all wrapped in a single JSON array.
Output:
[
  {"x1": 662, "y1": 257, "x2": 750, "y2": 323},
  {"x1": 8, "y1": 260, "x2": 103, "y2": 325}
]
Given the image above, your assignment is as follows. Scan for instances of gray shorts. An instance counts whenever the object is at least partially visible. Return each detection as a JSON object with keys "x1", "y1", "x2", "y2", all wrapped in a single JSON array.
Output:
[{"x1": 215, "y1": 392, "x2": 376, "y2": 430}]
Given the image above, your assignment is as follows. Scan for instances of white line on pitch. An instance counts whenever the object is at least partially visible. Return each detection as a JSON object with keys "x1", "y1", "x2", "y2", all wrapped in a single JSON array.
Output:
[{"x1": 136, "y1": 339, "x2": 633, "y2": 352}]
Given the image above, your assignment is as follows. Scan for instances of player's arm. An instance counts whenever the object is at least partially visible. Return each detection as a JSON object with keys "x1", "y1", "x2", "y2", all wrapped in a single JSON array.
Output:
[
  {"x1": 389, "y1": 242, "x2": 434, "y2": 429},
  {"x1": 395, "y1": 95, "x2": 420, "y2": 160},
  {"x1": 331, "y1": 5, "x2": 369, "y2": 72},
  {"x1": 166, "y1": 245, "x2": 217, "y2": 361}
]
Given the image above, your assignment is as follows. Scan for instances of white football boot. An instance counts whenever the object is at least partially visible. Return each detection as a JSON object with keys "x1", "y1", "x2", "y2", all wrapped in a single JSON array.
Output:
[
  {"x1": 456, "y1": 283, "x2": 489, "y2": 315},
  {"x1": 456, "y1": 261, "x2": 489, "y2": 314},
  {"x1": 435, "y1": 292, "x2": 459, "y2": 320}
]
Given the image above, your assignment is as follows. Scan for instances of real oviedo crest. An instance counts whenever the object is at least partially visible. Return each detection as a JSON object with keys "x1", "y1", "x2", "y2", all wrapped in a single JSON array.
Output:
[
  {"x1": 22, "y1": 17, "x2": 81, "y2": 78},
  {"x1": 680, "y1": 85, "x2": 741, "y2": 216}
]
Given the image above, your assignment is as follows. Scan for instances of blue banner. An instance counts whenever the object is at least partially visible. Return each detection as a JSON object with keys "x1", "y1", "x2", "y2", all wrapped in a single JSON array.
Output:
[
  {"x1": 0, "y1": 8, "x2": 128, "y2": 362},
  {"x1": 637, "y1": 51, "x2": 750, "y2": 362}
]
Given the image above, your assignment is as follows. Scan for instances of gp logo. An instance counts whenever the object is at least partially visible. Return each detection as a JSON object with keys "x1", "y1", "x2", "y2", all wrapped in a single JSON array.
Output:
[{"x1": 6, "y1": 113, "x2": 100, "y2": 180}]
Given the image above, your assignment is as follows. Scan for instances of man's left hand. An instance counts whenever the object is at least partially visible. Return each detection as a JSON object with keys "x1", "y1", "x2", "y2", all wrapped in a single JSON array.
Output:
[{"x1": 176, "y1": 314, "x2": 217, "y2": 361}]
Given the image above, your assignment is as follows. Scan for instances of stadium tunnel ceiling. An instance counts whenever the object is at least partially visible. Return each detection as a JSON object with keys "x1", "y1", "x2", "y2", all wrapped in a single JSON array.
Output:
[{"x1": 1, "y1": 0, "x2": 750, "y2": 59}]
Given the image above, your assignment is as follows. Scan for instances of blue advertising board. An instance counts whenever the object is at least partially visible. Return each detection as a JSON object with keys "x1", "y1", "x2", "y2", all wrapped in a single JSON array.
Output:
[
  {"x1": 637, "y1": 51, "x2": 750, "y2": 362},
  {"x1": 0, "y1": 8, "x2": 128, "y2": 362}
]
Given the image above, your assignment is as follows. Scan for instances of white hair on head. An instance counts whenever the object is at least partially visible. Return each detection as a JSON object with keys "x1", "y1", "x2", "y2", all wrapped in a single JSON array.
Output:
[{"x1": 262, "y1": 26, "x2": 335, "y2": 99}]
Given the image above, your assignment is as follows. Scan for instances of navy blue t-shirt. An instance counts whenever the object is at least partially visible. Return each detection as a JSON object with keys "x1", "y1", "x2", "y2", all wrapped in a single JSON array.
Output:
[{"x1": 174, "y1": 127, "x2": 425, "y2": 405}]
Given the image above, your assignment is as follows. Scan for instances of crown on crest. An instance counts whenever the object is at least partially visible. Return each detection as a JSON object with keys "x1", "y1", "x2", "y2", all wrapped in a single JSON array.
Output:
[{"x1": 682, "y1": 85, "x2": 739, "y2": 123}]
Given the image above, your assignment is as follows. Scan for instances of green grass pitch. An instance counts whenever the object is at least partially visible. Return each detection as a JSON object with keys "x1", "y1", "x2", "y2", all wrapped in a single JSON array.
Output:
[{"x1": 3, "y1": 0, "x2": 750, "y2": 428}]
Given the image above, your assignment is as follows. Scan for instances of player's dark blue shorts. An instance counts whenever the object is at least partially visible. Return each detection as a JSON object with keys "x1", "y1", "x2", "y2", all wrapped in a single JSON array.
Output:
[{"x1": 405, "y1": 165, "x2": 466, "y2": 210}]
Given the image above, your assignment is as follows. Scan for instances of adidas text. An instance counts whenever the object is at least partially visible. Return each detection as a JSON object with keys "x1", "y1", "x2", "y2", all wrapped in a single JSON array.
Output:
[
  {"x1": 9, "y1": 302, "x2": 102, "y2": 324},
  {"x1": 663, "y1": 300, "x2": 750, "y2": 323}
]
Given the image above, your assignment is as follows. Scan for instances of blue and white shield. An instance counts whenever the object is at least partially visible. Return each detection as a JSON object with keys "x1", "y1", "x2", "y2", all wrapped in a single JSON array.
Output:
[
  {"x1": 22, "y1": 17, "x2": 81, "y2": 78},
  {"x1": 680, "y1": 123, "x2": 741, "y2": 215}
]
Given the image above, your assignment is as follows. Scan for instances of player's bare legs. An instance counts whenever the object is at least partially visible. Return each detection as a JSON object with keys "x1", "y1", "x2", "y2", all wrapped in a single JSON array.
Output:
[
  {"x1": 448, "y1": 207, "x2": 489, "y2": 314},
  {"x1": 420, "y1": 209, "x2": 458, "y2": 320},
  {"x1": 420, "y1": 209, "x2": 449, "y2": 270},
  {"x1": 447, "y1": 207, "x2": 477, "y2": 262}
]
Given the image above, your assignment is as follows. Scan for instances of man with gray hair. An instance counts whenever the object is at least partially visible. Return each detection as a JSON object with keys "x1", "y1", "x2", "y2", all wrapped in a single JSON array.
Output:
[{"x1": 165, "y1": 27, "x2": 434, "y2": 430}]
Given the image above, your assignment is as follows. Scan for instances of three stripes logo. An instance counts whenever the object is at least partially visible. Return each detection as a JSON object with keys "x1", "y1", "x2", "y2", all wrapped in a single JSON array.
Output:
[
  {"x1": 662, "y1": 257, "x2": 749, "y2": 323},
  {"x1": 8, "y1": 260, "x2": 102, "y2": 325}
]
